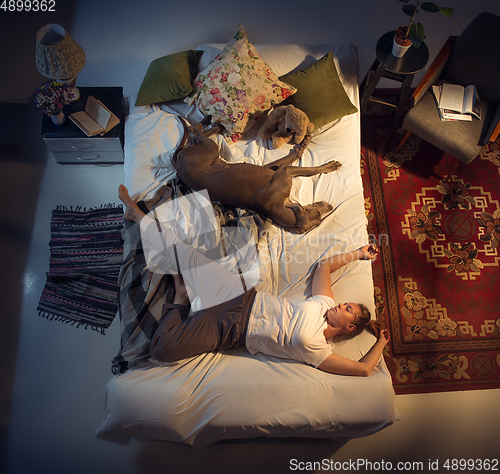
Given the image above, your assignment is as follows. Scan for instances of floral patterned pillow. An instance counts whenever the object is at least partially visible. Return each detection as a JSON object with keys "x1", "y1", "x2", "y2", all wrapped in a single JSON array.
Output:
[{"x1": 190, "y1": 25, "x2": 296, "y2": 142}]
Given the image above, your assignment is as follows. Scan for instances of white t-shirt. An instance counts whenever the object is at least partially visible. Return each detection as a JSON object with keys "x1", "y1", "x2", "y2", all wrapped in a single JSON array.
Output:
[{"x1": 245, "y1": 292, "x2": 335, "y2": 368}]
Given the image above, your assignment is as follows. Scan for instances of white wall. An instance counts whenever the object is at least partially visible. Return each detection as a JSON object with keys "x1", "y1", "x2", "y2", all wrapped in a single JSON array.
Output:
[{"x1": 3, "y1": 0, "x2": 500, "y2": 102}]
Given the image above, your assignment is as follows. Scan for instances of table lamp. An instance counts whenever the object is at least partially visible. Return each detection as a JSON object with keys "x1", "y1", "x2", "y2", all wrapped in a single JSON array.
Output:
[{"x1": 35, "y1": 24, "x2": 86, "y2": 101}]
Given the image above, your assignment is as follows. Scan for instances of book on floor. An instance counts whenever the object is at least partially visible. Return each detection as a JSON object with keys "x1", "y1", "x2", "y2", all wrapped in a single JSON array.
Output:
[
  {"x1": 69, "y1": 96, "x2": 120, "y2": 136},
  {"x1": 432, "y1": 83, "x2": 481, "y2": 122}
]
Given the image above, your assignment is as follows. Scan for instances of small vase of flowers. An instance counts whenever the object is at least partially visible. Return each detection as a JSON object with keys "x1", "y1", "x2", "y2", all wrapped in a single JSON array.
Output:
[{"x1": 31, "y1": 81, "x2": 75, "y2": 125}]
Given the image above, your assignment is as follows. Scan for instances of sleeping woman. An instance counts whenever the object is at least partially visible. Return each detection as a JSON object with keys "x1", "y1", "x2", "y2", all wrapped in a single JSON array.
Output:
[{"x1": 118, "y1": 184, "x2": 390, "y2": 376}]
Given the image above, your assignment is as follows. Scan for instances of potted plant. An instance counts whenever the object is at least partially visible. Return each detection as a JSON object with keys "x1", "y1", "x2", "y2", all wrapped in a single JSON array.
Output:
[
  {"x1": 392, "y1": 0, "x2": 454, "y2": 57},
  {"x1": 30, "y1": 81, "x2": 75, "y2": 125}
]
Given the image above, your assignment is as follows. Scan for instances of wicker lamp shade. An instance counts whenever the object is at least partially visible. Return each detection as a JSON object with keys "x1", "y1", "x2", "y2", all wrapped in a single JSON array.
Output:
[{"x1": 35, "y1": 24, "x2": 86, "y2": 80}]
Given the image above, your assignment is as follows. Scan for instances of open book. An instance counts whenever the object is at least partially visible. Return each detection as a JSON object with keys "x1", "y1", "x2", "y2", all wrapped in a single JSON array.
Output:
[
  {"x1": 432, "y1": 84, "x2": 481, "y2": 122},
  {"x1": 69, "y1": 96, "x2": 120, "y2": 136}
]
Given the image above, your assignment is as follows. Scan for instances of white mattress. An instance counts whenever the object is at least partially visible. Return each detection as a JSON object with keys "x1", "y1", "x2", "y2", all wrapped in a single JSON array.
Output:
[{"x1": 96, "y1": 43, "x2": 398, "y2": 447}]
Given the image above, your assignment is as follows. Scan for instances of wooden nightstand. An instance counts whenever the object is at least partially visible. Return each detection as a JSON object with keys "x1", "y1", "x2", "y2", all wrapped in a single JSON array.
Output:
[{"x1": 42, "y1": 86, "x2": 126, "y2": 165}]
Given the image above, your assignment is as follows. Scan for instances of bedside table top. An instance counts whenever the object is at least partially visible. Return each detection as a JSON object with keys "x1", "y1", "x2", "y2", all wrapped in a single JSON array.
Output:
[
  {"x1": 42, "y1": 86, "x2": 125, "y2": 139},
  {"x1": 375, "y1": 31, "x2": 429, "y2": 75}
]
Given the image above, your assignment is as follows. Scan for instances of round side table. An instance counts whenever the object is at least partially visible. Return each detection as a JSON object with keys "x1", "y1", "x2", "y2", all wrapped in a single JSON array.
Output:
[{"x1": 360, "y1": 31, "x2": 429, "y2": 148}]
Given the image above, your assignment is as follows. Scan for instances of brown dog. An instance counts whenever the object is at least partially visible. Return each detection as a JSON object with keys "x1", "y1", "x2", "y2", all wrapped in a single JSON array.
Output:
[{"x1": 171, "y1": 122, "x2": 342, "y2": 234}]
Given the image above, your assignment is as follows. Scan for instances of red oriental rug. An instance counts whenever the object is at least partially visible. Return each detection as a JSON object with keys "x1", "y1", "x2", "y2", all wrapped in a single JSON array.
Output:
[{"x1": 361, "y1": 95, "x2": 500, "y2": 394}]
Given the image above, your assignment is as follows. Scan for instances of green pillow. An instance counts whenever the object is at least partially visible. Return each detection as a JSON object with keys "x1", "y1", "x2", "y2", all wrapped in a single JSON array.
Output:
[
  {"x1": 280, "y1": 51, "x2": 358, "y2": 130},
  {"x1": 135, "y1": 50, "x2": 204, "y2": 106}
]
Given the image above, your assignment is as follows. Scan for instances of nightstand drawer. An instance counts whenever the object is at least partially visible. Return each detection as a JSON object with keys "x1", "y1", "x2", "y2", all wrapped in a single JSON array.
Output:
[
  {"x1": 53, "y1": 150, "x2": 124, "y2": 163},
  {"x1": 44, "y1": 137, "x2": 122, "y2": 153},
  {"x1": 41, "y1": 87, "x2": 126, "y2": 165}
]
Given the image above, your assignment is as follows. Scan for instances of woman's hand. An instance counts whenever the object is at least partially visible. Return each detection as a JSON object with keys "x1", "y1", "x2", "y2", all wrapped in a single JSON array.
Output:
[
  {"x1": 357, "y1": 243, "x2": 379, "y2": 261},
  {"x1": 378, "y1": 328, "x2": 390, "y2": 346},
  {"x1": 312, "y1": 244, "x2": 379, "y2": 298},
  {"x1": 319, "y1": 327, "x2": 391, "y2": 376}
]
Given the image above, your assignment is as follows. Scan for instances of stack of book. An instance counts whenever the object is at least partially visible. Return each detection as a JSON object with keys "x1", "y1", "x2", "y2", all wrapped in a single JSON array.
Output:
[{"x1": 431, "y1": 83, "x2": 481, "y2": 122}]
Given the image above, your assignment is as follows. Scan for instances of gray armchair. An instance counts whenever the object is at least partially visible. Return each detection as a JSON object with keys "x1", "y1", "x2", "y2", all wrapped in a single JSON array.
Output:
[{"x1": 395, "y1": 12, "x2": 500, "y2": 176}]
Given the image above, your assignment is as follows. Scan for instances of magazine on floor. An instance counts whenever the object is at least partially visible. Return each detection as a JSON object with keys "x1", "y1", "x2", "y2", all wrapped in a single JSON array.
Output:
[{"x1": 432, "y1": 83, "x2": 481, "y2": 122}]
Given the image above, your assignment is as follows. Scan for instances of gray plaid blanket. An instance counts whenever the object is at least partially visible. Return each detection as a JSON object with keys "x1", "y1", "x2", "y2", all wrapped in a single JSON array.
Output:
[{"x1": 111, "y1": 179, "x2": 264, "y2": 374}]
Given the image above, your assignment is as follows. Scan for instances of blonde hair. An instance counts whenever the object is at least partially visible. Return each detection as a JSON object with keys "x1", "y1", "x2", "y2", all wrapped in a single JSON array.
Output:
[{"x1": 332, "y1": 303, "x2": 383, "y2": 343}]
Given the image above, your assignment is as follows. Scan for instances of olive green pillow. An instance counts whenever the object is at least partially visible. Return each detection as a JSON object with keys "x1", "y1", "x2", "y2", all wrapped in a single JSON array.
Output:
[
  {"x1": 280, "y1": 51, "x2": 358, "y2": 130},
  {"x1": 135, "y1": 50, "x2": 204, "y2": 106}
]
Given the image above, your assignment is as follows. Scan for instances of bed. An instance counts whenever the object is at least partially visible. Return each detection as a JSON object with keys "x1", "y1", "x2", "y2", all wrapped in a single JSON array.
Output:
[{"x1": 96, "y1": 26, "x2": 398, "y2": 448}]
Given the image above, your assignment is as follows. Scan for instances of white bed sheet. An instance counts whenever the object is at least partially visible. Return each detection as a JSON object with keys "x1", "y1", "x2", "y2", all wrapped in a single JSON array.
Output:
[
  {"x1": 96, "y1": 43, "x2": 398, "y2": 447},
  {"x1": 97, "y1": 337, "x2": 395, "y2": 447}
]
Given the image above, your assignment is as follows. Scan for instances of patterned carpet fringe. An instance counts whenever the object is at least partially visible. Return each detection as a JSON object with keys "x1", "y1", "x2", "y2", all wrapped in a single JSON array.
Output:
[{"x1": 55, "y1": 203, "x2": 119, "y2": 212}]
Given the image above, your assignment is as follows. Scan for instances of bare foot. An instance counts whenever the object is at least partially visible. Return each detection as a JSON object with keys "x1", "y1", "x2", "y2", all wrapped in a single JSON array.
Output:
[
  {"x1": 118, "y1": 185, "x2": 145, "y2": 223},
  {"x1": 172, "y1": 273, "x2": 190, "y2": 307}
]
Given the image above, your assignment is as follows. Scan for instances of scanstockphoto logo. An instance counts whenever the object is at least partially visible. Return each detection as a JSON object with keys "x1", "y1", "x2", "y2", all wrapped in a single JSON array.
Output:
[
  {"x1": 139, "y1": 190, "x2": 388, "y2": 309},
  {"x1": 256, "y1": 230, "x2": 389, "y2": 266},
  {"x1": 139, "y1": 190, "x2": 260, "y2": 310}
]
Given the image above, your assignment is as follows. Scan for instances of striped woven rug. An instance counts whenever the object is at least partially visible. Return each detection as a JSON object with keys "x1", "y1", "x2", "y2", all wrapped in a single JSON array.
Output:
[{"x1": 37, "y1": 204, "x2": 124, "y2": 334}]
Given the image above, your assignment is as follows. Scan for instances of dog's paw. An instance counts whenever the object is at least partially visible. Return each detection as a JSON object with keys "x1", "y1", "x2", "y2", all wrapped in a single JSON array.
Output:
[
  {"x1": 317, "y1": 201, "x2": 333, "y2": 217},
  {"x1": 324, "y1": 160, "x2": 342, "y2": 172},
  {"x1": 301, "y1": 135, "x2": 312, "y2": 146}
]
